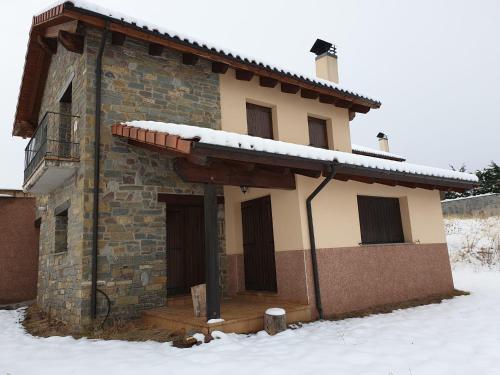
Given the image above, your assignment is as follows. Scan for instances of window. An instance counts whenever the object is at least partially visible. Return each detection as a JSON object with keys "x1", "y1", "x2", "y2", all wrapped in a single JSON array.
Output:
[
  {"x1": 357, "y1": 196, "x2": 405, "y2": 244},
  {"x1": 54, "y1": 201, "x2": 69, "y2": 253},
  {"x1": 59, "y1": 82, "x2": 73, "y2": 158},
  {"x1": 308, "y1": 116, "x2": 328, "y2": 149},
  {"x1": 246, "y1": 103, "x2": 273, "y2": 139}
]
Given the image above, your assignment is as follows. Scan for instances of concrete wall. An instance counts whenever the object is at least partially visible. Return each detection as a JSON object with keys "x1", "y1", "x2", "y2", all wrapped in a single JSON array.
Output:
[
  {"x1": 315, "y1": 243, "x2": 454, "y2": 316},
  {"x1": 442, "y1": 193, "x2": 500, "y2": 217},
  {"x1": 0, "y1": 195, "x2": 39, "y2": 304}
]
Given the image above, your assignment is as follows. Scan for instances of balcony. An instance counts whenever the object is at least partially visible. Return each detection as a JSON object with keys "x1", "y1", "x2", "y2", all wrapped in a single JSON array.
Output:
[{"x1": 23, "y1": 112, "x2": 80, "y2": 194}]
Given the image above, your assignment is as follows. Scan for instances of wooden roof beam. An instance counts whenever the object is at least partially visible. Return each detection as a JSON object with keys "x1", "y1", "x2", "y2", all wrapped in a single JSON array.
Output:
[
  {"x1": 280, "y1": 82, "x2": 300, "y2": 94},
  {"x1": 148, "y1": 42, "x2": 163, "y2": 56},
  {"x1": 58, "y1": 30, "x2": 84, "y2": 54},
  {"x1": 111, "y1": 31, "x2": 126, "y2": 45},
  {"x1": 212, "y1": 62, "x2": 229, "y2": 74},
  {"x1": 300, "y1": 89, "x2": 319, "y2": 100},
  {"x1": 44, "y1": 20, "x2": 78, "y2": 38},
  {"x1": 235, "y1": 69, "x2": 254, "y2": 81},
  {"x1": 333, "y1": 98, "x2": 352, "y2": 108},
  {"x1": 259, "y1": 76, "x2": 278, "y2": 88},
  {"x1": 350, "y1": 103, "x2": 371, "y2": 114},
  {"x1": 174, "y1": 158, "x2": 296, "y2": 190},
  {"x1": 36, "y1": 35, "x2": 57, "y2": 55},
  {"x1": 182, "y1": 53, "x2": 199, "y2": 65},
  {"x1": 319, "y1": 94, "x2": 336, "y2": 104}
]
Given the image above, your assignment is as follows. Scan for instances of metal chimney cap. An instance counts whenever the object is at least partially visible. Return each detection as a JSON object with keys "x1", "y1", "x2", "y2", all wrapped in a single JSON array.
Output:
[
  {"x1": 310, "y1": 39, "x2": 336, "y2": 56},
  {"x1": 376, "y1": 132, "x2": 387, "y2": 140}
]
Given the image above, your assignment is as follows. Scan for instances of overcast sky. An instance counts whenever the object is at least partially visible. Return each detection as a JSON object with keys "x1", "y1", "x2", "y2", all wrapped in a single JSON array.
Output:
[{"x1": 1, "y1": 0, "x2": 499, "y2": 189}]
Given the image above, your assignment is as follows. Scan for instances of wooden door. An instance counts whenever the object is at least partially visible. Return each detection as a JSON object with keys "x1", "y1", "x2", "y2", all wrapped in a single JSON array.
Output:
[
  {"x1": 241, "y1": 196, "x2": 277, "y2": 292},
  {"x1": 166, "y1": 202, "x2": 205, "y2": 295}
]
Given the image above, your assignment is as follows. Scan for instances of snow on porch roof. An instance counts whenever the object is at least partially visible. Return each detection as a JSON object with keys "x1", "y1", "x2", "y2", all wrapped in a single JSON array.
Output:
[
  {"x1": 47, "y1": 0, "x2": 380, "y2": 106},
  {"x1": 351, "y1": 144, "x2": 406, "y2": 161},
  {"x1": 120, "y1": 121, "x2": 478, "y2": 184}
]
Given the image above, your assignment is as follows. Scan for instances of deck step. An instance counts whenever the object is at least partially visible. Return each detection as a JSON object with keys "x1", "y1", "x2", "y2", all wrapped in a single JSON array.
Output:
[{"x1": 142, "y1": 300, "x2": 312, "y2": 334}]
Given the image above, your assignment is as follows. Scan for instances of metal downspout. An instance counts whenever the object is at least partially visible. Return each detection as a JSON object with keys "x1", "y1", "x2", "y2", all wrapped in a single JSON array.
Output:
[
  {"x1": 306, "y1": 161, "x2": 337, "y2": 320},
  {"x1": 91, "y1": 22, "x2": 109, "y2": 320}
]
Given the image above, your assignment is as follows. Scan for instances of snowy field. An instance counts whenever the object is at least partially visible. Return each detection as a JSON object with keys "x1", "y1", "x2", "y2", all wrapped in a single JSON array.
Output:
[{"x1": 1, "y1": 218, "x2": 499, "y2": 375}]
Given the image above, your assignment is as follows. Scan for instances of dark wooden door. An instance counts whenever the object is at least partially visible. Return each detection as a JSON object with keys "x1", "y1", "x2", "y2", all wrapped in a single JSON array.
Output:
[
  {"x1": 357, "y1": 196, "x2": 405, "y2": 244},
  {"x1": 241, "y1": 196, "x2": 277, "y2": 292},
  {"x1": 166, "y1": 203, "x2": 205, "y2": 295}
]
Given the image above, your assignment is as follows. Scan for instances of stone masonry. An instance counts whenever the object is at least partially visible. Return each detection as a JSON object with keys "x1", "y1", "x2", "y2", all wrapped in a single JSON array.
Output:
[{"x1": 34, "y1": 24, "x2": 224, "y2": 330}]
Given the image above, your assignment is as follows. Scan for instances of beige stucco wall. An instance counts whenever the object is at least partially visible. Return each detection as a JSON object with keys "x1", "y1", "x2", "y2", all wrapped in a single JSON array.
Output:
[
  {"x1": 224, "y1": 179, "x2": 446, "y2": 255},
  {"x1": 220, "y1": 67, "x2": 447, "y2": 255},
  {"x1": 296, "y1": 177, "x2": 447, "y2": 249},
  {"x1": 224, "y1": 186, "x2": 304, "y2": 254},
  {"x1": 219, "y1": 69, "x2": 352, "y2": 152},
  {"x1": 315, "y1": 55, "x2": 339, "y2": 83}
]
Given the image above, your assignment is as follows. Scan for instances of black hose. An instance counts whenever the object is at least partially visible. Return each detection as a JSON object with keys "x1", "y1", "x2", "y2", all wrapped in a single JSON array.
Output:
[
  {"x1": 91, "y1": 22, "x2": 109, "y2": 320},
  {"x1": 96, "y1": 288, "x2": 111, "y2": 329},
  {"x1": 306, "y1": 161, "x2": 336, "y2": 320}
]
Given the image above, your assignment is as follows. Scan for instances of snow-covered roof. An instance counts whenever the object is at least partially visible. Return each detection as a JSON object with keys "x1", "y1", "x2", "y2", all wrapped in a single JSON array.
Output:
[
  {"x1": 351, "y1": 144, "x2": 405, "y2": 161},
  {"x1": 125, "y1": 121, "x2": 478, "y2": 183},
  {"x1": 47, "y1": 1, "x2": 380, "y2": 106}
]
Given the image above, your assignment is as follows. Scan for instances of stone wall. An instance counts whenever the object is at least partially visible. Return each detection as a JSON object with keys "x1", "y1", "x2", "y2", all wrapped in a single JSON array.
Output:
[
  {"x1": 442, "y1": 193, "x2": 500, "y2": 218},
  {"x1": 79, "y1": 27, "x2": 223, "y2": 322},
  {"x1": 35, "y1": 30, "x2": 87, "y2": 328},
  {"x1": 34, "y1": 24, "x2": 223, "y2": 328}
]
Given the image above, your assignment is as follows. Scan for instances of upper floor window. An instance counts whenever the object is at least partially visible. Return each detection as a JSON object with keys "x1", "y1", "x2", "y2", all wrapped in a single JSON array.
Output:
[
  {"x1": 308, "y1": 116, "x2": 328, "y2": 149},
  {"x1": 246, "y1": 103, "x2": 273, "y2": 139}
]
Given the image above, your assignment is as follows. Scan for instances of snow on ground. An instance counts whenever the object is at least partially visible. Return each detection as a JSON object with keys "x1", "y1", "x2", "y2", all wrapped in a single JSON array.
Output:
[
  {"x1": 445, "y1": 216, "x2": 500, "y2": 269},
  {"x1": 1, "y1": 217, "x2": 500, "y2": 375}
]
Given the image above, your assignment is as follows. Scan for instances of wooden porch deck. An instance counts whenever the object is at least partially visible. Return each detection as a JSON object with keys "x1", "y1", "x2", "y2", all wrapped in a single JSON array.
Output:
[{"x1": 142, "y1": 295, "x2": 312, "y2": 334}]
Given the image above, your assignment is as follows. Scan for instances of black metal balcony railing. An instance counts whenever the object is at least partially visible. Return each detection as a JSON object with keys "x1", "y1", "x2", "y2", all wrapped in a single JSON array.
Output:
[{"x1": 24, "y1": 111, "x2": 80, "y2": 182}]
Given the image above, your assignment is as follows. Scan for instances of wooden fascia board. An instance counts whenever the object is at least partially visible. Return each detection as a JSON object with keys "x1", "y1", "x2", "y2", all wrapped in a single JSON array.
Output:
[
  {"x1": 191, "y1": 142, "x2": 327, "y2": 173},
  {"x1": 335, "y1": 164, "x2": 476, "y2": 191}
]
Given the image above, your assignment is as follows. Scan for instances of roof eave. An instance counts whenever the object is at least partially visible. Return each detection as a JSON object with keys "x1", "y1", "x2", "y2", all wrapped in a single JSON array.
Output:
[{"x1": 14, "y1": 1, "x2": 381, "y2": 137}]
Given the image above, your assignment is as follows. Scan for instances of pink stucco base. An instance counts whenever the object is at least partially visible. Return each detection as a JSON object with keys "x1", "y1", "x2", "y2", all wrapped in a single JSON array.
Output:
[{"x1": 225, "y1": 243, "x2": 454, "y2": 317}]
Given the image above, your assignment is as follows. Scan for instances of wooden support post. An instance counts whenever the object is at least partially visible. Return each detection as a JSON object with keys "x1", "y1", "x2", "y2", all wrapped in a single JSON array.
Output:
[{"x1": 204, "y1": 183, "x2": 220, "y2": 320}]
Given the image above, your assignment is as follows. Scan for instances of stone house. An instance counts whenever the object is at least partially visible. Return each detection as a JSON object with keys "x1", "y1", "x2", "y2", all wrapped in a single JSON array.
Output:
[{"x1": 13, "y1": 1, "x2": 477, "y2": 331}]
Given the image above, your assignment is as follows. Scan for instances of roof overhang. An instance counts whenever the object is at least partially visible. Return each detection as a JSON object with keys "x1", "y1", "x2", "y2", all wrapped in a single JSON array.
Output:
[
  {"x1": 13, "y1": 1, "x2": 381, "y2": 138},
  {"x1": 111, "y1": 124, "x2": 476, "y2": 192}
]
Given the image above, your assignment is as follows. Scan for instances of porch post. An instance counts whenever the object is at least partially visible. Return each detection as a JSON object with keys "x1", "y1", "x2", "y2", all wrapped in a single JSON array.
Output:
[{"x1": 204, "y1": 183, "x2": 220, "y2": 319}]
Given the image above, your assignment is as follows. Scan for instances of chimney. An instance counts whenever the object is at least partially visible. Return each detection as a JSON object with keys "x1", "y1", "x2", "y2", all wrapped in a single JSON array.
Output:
[
  {"x1": 310, "y1": 39, "x2": 339, "y2": 84},
  {"x1": 377, "y1": 132, "x2": 390, "y2": 152}
]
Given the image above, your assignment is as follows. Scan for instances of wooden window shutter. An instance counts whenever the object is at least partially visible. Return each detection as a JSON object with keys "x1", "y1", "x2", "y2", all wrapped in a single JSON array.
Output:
[
  {"x1": 246, "y1": 103, "x2": 273, "y2": 139},
  {"x1": 357, "y1": 196, "x2": 405, "y2": 244},
  {"x1": 308, "y1": 117, "x2": 328, "y2": 149}
]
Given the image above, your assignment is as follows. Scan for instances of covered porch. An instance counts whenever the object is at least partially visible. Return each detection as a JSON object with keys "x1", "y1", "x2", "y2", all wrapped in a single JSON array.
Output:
[{"x1": 111, "y1": 121, "x2": 476, "y2": 331}]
